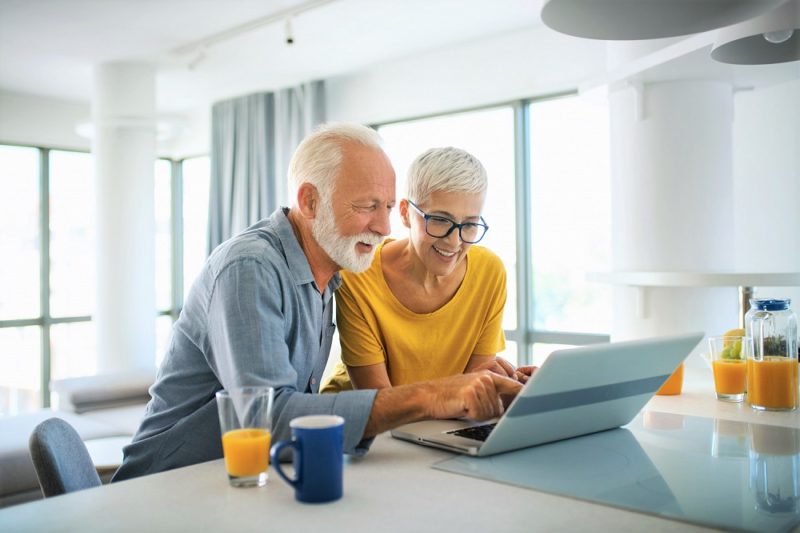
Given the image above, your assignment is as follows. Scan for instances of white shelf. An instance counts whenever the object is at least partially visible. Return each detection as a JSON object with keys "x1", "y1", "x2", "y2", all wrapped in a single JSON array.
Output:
[{"x1": 587, "y1": 272, "x2": 800, "y2": 288}]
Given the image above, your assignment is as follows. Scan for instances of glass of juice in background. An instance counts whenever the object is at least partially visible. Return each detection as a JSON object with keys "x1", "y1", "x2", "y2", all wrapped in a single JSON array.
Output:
[
  {"x1": 216, "y1": 386, "x2": 274, "y2": 487},
  {"x1": 708, "y1": 335, "x2": 751, "y2": 402}
]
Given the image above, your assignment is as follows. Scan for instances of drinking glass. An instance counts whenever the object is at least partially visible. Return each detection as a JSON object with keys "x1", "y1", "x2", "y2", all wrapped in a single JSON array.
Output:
[
  {"x1": 216, "y1": 386, "x2": 274, "y2": 487},
  {"x1": 708, "y1": 335, "x2": 751, "y2": 402}
]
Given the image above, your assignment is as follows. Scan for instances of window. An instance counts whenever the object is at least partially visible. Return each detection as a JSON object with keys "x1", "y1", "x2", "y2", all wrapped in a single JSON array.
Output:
[
  {"x1": 0, "y1": 326, "x2": 41, "y2": 414},
  {"x1": 378, "y1": 107, "x2": 518, "y2": 330},
  {"x1": 377, "y1": 95, "x2": 611, "y2": 366},
  {"x1": 155, "y1": 159, "x2": 173, "y2": 312},
  {"x1": 182, "y1": 156, "x2": 210, "y2": 299},
  {"x1": 0, "y1": 146, "x2": 40, "y2": 321},
  {"x1": 49, "y1": 151, "x2": 95, "y2": 318},
  {"x1": 0, "y1": 146, "x2": 42, "y2": 412},
  {"x1": 1, "y1": 94, "x2": 606, "y2": 411},
  {"x1": 529, "y1": 96, "x2": 611, "y2": 337},
  {"x1": 50, "y1": 321, "x2": 97, "y2": 381},
  {"x1": 0, "y1": 145, "x2": 211, "y2": 414},
  {"x1": 379, "y1": 107, "x2": 518, "y2": 362},
  {"x1": 155, "y1": 315, "x2": 174, "y2": 368}
]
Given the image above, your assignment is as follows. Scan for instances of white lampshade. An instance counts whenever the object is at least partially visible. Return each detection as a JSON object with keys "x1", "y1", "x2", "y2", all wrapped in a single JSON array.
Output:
[
  {"x1": 540, "y1": 0, "x2": 786, "y2": 40},
  {"x1": 711, "y1": 0, "x2": 800, "y2": 64}
]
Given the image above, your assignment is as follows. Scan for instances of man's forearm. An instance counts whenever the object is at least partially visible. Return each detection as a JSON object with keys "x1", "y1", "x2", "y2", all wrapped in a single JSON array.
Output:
[
  {"x1": 361, "y1": 371, "x2": 522, "y2": 439},
  {"x1": 362, "y1": 382, "x2": 432, "y2": 438}
]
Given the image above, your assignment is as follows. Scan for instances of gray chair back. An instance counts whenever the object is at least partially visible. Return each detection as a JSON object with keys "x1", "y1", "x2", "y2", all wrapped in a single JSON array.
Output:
[{"x1": 28, "y1": 417, "x2": 101, "y2": 497}]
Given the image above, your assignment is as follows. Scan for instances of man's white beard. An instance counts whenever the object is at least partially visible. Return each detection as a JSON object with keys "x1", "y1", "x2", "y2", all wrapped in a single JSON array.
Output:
[{"x1": 311, "y1": 199, "x2": 382, "y2": 273}]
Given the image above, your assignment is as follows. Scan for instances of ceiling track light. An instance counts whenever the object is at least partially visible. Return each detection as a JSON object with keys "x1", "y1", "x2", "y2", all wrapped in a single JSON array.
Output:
[
  {"x1": 172, "y1": 0, "x2": 335, "y2": 58},
  {"x1": 285, "y1": 17, "x2": 294, "y2": 45},
  {"x1": 187, "y1": 46, "x2": 206, "y2": 71}
]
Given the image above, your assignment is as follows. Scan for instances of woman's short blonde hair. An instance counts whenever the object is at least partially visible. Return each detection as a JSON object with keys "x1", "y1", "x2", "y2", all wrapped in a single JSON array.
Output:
[{"x1": 406, "y1": 147, "x2": 487, "y2": 205}]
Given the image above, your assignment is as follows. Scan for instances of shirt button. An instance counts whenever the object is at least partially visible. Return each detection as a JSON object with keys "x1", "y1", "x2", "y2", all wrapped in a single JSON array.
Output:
[{"x1": 311, "y1": 378, "x2": 317, "y2": 385}]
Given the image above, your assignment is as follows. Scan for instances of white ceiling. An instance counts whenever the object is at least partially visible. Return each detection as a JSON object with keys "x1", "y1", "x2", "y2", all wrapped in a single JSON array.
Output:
[{"x1": 0, "y1": 0, "x2": 543, "y2": 113}]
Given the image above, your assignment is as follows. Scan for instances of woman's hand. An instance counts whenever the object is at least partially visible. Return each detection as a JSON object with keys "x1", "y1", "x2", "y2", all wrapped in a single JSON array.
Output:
[
  {"x1": 468, "y1": 356, "x2": 537, "y2": 384},
  {"x1": 469, "y1": 357, "x2": 516, "y2": 379},
  {"x1": 466, "y1": 357, "x2": 538, "y2": 409},
  {"x1": 513, "y1": 365, "x2": 537, "y2": 384}
]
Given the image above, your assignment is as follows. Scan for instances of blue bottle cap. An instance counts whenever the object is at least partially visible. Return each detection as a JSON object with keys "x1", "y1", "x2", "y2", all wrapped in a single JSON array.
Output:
[{"x1": 749, "y1": 298, "x2": 791, "y2": 311}]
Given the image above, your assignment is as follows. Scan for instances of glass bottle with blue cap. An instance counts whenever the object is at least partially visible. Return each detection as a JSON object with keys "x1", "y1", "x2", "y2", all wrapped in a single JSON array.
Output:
[{"x1": 744, "y1": 298, "x2": 798, "y2": 411}]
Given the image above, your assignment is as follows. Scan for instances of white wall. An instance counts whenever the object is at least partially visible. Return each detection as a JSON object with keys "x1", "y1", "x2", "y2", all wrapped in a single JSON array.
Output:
[
  {"x1": 0, "y1": 89, "x2": 208, "y2": 159},
  {"x1": 159, "y1": 106, "x2": 210, "y2": 159},
  {"x1": 325, "y1": 32, "x2": 800, "y2": 337},
  {"x1": 325, "y1": 26, "x2": 606, "y2": 124},
  {"x1": 733, "y1": 79, "x2": 800, "y2": 306},
  {"x1": 0, "y1": 90, "x2": 90, "y2": 150},
  {"x1": 3, "y1": 31, "x2": 798, "y2": 318}
]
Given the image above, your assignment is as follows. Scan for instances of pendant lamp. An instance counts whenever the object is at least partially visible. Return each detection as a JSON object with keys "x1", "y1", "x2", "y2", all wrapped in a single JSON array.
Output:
[
  {"x1": 711, "y1": 0, "x2": 800, "y2": 64},
  {"x1": 540, "y1": 0, "x2": 786, "y2": 40}
]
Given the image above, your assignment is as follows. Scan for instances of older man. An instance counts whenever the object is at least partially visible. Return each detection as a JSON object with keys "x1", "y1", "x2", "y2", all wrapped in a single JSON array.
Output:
[{"x1": 113, "y1": 123, "x2": 520, "y2": 481}]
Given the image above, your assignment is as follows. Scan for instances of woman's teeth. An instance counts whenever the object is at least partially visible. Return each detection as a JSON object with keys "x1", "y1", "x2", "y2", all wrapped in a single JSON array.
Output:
[{"x1": 433, "y1": 246, "x2": 457, "y2": 257}]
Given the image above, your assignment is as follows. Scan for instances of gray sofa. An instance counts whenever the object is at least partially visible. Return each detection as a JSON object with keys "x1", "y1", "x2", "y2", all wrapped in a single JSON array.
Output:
[{"x1": 0, "y1": 370, "x2": 152, "y2": 508}]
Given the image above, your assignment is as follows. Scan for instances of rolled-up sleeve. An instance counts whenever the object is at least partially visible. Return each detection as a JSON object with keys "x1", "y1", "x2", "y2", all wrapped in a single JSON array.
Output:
[{"x1": 206, "y1": 257, "x2": 376, "y2": 454}]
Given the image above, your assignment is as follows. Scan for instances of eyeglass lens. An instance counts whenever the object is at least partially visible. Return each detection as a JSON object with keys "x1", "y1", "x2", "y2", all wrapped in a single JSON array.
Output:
[{"x1": 426, "y1": 216, "x2": 486, "y2": 243}]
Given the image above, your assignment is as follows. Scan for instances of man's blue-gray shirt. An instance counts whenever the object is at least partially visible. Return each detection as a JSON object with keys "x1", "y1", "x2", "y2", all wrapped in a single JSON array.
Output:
[{"x1": 113, "y1": 208, "x2": 377, "y2": 481}]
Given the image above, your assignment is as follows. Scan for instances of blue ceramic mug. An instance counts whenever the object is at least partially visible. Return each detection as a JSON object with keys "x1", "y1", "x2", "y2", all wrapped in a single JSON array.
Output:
[{"x1": 270, "y1": 415, "x2": 344, "y2": 503}]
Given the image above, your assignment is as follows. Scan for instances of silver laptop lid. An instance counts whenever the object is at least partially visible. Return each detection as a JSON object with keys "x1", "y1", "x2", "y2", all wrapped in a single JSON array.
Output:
[
  {"x1": 477, "y1": 332, "x2": 704, "y2": 455},
  {"x1": 391, "y1": 332, "x2": 703, "y2": 456}
]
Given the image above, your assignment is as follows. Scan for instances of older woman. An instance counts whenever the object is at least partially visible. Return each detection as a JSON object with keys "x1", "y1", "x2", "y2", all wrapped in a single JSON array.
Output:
[{"x1": 323, "y1": 146, "x2": 529, "y2": 392}]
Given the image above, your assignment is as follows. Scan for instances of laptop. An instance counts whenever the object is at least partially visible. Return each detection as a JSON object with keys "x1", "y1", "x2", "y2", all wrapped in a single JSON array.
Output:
[{"x1": 390, "y1": 332, "x2": 703, "y2": 456}]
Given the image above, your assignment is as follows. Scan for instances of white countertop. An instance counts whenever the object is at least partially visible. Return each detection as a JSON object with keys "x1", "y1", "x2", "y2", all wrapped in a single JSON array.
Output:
[{"x1": 1, "y1": 367, "x2": 796, "y2": 532}]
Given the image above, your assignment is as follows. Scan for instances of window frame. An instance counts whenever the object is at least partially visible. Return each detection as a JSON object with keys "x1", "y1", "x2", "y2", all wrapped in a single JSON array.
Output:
[
  {"x1": 1, "y1": 89, "x2": 612, "y2": 409},
  {"x1": 0, "y1": 144, "x2": 202, "y2": 410},
  {"x1": 373, "y1": 92, "x2": 610, "y2": 366}
]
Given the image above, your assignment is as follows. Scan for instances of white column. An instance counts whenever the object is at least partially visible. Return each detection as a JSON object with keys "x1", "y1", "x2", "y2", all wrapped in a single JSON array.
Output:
[
  {"x1": 609, "y1": 80, "x2": 738, "y2": 362},
  {"x1": 92, "y1": 63, "x2": 156, "y2": 372},
  {"x1": 733, "y1": 80, "x2": 800, "y2": 306}
]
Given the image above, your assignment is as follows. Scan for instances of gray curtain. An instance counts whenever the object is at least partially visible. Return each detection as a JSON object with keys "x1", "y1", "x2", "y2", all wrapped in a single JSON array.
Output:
[{"x1": 208, "y1": 80, "x2": 325, "y2": 252}]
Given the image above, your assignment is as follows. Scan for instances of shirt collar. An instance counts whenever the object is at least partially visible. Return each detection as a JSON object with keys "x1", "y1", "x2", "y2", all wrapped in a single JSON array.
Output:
[{"x1": 271, "y1": 207, "x2": 342, "y2": 294}]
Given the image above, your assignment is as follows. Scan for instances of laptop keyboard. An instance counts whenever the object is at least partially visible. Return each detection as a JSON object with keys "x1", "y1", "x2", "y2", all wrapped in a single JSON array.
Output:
[{"x1": 447, "y1": 423, "x2": 497, "y2": 442}]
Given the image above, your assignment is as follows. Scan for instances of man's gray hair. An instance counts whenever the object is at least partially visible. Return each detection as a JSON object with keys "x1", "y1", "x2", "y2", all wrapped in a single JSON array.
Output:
[
  {"x1": 288, "y1": 122, "x2": 384, "y2": 202},
  {"x1": 406, "y1": 147, "x2": 487, "y2": 205}
]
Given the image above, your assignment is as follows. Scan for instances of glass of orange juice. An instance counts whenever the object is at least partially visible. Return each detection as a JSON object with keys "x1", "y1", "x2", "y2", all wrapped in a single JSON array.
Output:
[
  {"x1": 708, "y1": 335, "x2": 751, "y2": 402},
  {"x1": 216, "y1": 386, "x2": 274, "y2": 487}
]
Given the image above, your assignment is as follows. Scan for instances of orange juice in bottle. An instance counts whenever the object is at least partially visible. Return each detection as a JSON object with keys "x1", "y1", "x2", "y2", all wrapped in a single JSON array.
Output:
[
  {"x1": 745, "y1": 298, "x2": 798, "y2": 411},
  {"x1": 747, "y1": 356, "x2": 799, "y2": 411}
]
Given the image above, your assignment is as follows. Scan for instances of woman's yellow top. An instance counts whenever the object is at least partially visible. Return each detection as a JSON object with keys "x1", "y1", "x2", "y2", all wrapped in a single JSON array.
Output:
[{"x1": 321, "y1": 239, "x2": 506, "y2": 392}]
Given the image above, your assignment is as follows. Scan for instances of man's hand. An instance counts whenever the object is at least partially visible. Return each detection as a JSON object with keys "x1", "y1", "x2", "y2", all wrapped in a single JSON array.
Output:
[
  {"x1": 363, "y1": 370, "x2": 524, "y2": 438},
  {"x1": 424, "y1": 371, "x2": 522, "y2": 421}
]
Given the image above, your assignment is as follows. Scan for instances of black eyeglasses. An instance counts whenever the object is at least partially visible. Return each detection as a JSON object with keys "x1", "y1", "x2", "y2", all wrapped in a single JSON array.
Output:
[{"x1": 407, "y1": 199, "x2": 489, "y2": 244}]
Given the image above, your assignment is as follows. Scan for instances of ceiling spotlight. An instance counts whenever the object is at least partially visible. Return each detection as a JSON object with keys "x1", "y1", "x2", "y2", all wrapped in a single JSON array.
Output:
[
  {"x1": 712, "y1": 0, "x2": 800, "y2": 65},
  {"x1": 763, "y1": 29, "x2": 794, "y2": 44},
  {"x1": 285, "y1": 17, "x2": 294, "y2": 45}
]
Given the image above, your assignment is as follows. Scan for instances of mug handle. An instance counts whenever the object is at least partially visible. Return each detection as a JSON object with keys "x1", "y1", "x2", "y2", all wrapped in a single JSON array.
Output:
[{"x1": 270, "y1": 439, "x2": 301, "y2": 488}]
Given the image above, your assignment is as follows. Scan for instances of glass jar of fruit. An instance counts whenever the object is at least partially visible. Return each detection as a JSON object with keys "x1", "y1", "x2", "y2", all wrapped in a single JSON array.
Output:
[{"x1": 745, "y1": 298, "x2": 798, "y2": 411}]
